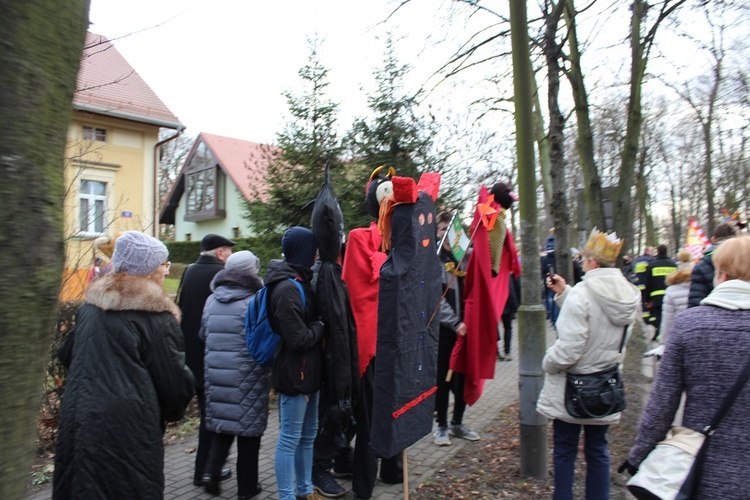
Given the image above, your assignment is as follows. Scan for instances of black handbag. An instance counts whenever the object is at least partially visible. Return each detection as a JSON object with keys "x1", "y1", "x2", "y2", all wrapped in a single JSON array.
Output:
[{"x1": 565, "y1": 325, "x2": 628, "y2": 418}]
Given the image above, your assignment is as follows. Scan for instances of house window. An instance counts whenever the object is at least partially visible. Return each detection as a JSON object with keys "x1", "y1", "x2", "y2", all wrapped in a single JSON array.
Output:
[
  {"x1": 83, "y1": 126, "x2": 107, "y2": 142},
  {"x1": 184, "y1": 141, "x2": 226, "y2": 221},
  {"x1": 233, "y1": 227, "x2": 240, "y2": 238},
  {"x1": 185, "y1": 233, "x2": 192, "y2": 242},
  {"x1": 79, "y1": 180, "x2": 107, "y2": 235}
]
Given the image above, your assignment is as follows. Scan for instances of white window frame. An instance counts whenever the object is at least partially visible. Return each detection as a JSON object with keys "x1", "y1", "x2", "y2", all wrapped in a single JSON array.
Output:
[
  {"x1": 83, "y1": 126, "x2": 108, "y2": 142},
  {"x1": 78, "y1": 179, "x2": 108, "y2": 237}
]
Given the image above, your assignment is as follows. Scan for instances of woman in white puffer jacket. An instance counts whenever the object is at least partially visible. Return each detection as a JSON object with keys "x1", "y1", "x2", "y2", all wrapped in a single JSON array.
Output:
[{"x1": 659, "y1": 249, "x2": 694, "y2": 343}]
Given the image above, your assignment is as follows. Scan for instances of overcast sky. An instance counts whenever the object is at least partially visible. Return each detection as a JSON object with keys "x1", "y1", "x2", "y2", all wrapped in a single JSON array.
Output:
[{"x1": 88, "y1": 0, "x2": 453, "y2": 144}]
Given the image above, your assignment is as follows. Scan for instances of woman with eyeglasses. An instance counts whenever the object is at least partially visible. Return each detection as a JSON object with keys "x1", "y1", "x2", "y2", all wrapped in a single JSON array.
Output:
[{"x1": 53, "y1": 231, "x2": 194, "y2": 500}]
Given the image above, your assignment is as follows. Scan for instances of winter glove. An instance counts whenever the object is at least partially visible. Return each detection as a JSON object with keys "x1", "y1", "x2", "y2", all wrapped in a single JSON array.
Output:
[{"x1": 617, "y1": 460, "x2": 638, "y2": 476}]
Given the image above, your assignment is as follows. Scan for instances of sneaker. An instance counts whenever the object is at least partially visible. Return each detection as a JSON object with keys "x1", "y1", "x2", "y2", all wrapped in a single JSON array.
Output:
[
  {"x1": 450, "y1": 424, "x2": 480, "y2": 441},
  {"x1": 312, "y1": 470, "x2": 347, "y2": 498},
  {"x1": 331, "y1": 462, "x2": 353, "y2": 478},
  {"x1": 500, "y1": 353, "x2": 512, "y2": 361},
  {"x1": 433, "y1": 426, "x2": 452, "y2": 446}
]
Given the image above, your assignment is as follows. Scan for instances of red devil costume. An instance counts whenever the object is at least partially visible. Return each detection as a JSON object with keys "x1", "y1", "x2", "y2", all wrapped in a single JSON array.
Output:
[{"x1": 450, "y1": 184, "x2": 520, "y2": 406}]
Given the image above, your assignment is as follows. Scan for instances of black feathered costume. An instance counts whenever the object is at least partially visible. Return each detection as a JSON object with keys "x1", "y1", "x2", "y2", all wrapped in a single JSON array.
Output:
[{"x1": 311, "y1": 165, "x2": 360, "y2": 449}]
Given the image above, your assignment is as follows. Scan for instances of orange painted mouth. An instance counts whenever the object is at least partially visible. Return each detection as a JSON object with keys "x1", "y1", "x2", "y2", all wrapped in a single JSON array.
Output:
[{"x1": 422, "y1": 239, "x2": 430, "y2": 247}]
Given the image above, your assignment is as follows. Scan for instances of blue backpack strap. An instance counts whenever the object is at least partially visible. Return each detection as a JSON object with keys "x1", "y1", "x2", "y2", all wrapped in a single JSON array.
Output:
[{"x1": 288, "y1": 277, "x2": 306, "y2": 310}]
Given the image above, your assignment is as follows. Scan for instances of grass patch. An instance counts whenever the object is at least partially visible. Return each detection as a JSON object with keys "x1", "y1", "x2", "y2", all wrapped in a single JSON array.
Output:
[{"x1": 163, "y1": 277, "x2": 180, "y2": 294}]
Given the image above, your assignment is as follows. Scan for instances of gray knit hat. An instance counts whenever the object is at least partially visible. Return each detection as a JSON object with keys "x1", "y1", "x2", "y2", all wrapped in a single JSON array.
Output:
[
  {"x1": 112, "y1": 231, "x2": 169, "y2": 276},
  {"x1": 226, "y1": 250, "x2": 260, "y2": 275}
]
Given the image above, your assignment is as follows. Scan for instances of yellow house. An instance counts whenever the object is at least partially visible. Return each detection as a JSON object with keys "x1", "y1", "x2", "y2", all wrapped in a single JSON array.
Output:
[{"x1": 61, "y1": 33, "x2": 184, "y2": 300}]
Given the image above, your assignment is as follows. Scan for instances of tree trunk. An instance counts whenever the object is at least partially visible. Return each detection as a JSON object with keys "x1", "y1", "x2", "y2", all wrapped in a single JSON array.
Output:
[
  {"x1": 510, "y1": 0, "x2": 548, "y2": 480},
  {"x1": 544, "y1": 0, "x2": 572, "y2": 283},
  {"x1": 0, "y1": 2, "x2": 90, "y2": 498},
  {"x1": 612, "y1": 0, "x2": 646, "y2": 255},
  {"x1": 563, "y1": 0, "x2": 606, "y2": 231}
]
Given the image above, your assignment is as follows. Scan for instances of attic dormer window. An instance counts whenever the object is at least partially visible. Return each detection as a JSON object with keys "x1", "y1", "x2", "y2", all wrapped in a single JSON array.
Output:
[
  {"x1": 83, "y1": 126, "x2": 107, "y2": 142},
  {"x1": 184, "y1": 141, "x2": 225, "y2": 221}
]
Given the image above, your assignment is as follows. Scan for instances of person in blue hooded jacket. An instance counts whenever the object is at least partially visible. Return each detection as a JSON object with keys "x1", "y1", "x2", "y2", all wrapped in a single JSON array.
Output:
[{"x1": 267, "y1": 227, "x2": 326, "y2": 500}]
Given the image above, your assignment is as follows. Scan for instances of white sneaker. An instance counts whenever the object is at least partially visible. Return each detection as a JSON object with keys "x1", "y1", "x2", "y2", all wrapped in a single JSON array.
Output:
[
  {"x1": 433, "y1": 426, "x2": 452, "y2": 446},
  {"x1": 450, "y1": 424, "x2": 480, "y2": 441}
]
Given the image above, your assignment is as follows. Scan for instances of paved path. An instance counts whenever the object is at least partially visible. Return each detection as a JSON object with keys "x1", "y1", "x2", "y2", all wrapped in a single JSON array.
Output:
[{"x1": 29, "y1": 321, "x2": 555, "y2": 499}]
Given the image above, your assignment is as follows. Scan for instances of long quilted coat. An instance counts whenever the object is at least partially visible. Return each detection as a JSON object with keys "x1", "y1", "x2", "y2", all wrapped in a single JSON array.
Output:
[
  {"x1": 200, "y1": 267, "x2": 269, "y2": 437},
  {"x1": 53, "y1": 274, "x2": 194, "y2": 500}
]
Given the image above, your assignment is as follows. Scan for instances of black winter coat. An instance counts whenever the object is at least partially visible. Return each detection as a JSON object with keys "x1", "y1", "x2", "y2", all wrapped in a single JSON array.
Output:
[
  {"x1": 53, "y1": 274, "x2": 194, "y2": 500},
  {"x1": 177, "y1": 254, "x2": 225, "y2": 388},
  {"x1": 688, "y1": 248, "x2": 715, "y2": 308},
  {"x1": 266, "y1": 259, "x2": 325, "y2": 396}
]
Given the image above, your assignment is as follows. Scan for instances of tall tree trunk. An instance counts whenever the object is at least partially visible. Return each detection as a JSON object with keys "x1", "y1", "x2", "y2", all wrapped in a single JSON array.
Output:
[
  {"x1": 612, "y1": 0, "x2": 647, "y2": 254},
  {"x1": 0, "y1": 2, "x2": 90, "y2": 497},
  {"x1": 544, "y1": 0, "x2": 572, "y2": 283},
  {"x1": 510, "y1": 0, "x2": 548, "y2": 480},
  {"x1": 563, "y1": 0, "x2": 606, "y2": 231},
  {"x1": 532, "y1": 91, "x2": 553, "y2": 226},
  {"x1": 702, "y1": 57, "x2": 722, "y2": 234}
]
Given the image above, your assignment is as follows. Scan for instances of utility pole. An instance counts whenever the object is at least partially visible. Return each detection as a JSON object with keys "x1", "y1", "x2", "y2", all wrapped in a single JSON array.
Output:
[{"x1": 510, "y1": 0, "x2": 549, "y2": 479}]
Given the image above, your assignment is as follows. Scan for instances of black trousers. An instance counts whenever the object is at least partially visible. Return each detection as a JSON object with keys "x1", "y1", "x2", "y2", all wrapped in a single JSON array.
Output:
[
  {"x1": 206, "y1": 433, "x2": 261, "y2": 497},
  {"x1": 501, "y1": 313, "x2": 513, "y2": 355},
  {"x1": 352, "y1": 359, "x2": 403, "y2": 499},
  {"x1": 312, "y1": 388, "x2": 355, "y2": 473},
  {"x1": 194, "y1": 387, "x2": 215, "y2": 479},
  {"x1": 434, "y1": 334, "x2": 466, "y2": 428}
]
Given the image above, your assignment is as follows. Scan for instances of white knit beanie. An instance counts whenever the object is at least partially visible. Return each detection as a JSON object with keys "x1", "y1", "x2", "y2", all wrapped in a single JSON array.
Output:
[
  {"x1": 225, "y1": 250, "x2": 260, "y2": 275},
  {"x1": 112, "y1": 231, "x2": 169, "y2": 276}
]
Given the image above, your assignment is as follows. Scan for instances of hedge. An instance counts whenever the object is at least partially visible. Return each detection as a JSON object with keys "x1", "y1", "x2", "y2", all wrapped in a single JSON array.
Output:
[{"x1": 165, "y1": 234, "x2": 283, "y2": 277}]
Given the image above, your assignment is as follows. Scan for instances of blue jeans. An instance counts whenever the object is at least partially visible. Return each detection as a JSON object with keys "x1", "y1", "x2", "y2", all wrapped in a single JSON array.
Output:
[
  {"x1": 276, "y1": 392, "x2": 319, "y2": 500},
  {"x1": 543, "y1": 288, "x2": 559, "y2": 324},
  {"x1": 552, "y1": 419, "x2": 610, "y2": 500}
]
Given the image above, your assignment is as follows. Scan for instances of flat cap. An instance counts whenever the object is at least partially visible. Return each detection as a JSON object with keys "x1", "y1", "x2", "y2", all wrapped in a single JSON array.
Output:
[{"x1": 201, "y1": 233, "x2": 237, "y2": 251}]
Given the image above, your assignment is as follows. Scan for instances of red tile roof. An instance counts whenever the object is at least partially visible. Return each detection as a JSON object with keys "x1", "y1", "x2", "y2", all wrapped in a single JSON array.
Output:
[
  {"x1": 74, "y1": 32, "x2": 182, "y2": 129},
  {"x1": 201, "y1": 132, "x2": 276, "y2": 201}
]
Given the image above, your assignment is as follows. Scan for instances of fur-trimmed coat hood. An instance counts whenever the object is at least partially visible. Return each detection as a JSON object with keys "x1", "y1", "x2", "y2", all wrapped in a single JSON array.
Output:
[{"x1": 85, "y1": 273, "x2": 181, "y2": 322}]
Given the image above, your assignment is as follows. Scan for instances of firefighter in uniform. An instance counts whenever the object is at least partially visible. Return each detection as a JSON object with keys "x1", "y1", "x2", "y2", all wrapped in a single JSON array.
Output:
[
  {"x1": 634, "y1": 247, "x2": 654, "y2": 326},
  {"x1": 645, "y1": 244, "x2": 677, "y2": 340}
]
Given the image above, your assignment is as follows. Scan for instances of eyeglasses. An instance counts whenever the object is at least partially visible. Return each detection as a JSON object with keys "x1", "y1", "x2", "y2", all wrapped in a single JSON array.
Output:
[{"x1": 162, "y1": 261, "x2": 171, "y2": 271}]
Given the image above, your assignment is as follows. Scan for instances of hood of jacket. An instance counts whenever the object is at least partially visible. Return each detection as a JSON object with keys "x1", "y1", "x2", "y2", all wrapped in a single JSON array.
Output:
[
  {"x1": 209, "y1": 267, "x2": 264, "y2": 303},
  {"x1": 85, "y1": 273, "x2": 181, "y2": 321},
  {"x1": 264, "y1": 259, "x2": 312, "y2": 285},
  {"x1": 582, "y1": 267, "x2": 641, "y2": 326}
]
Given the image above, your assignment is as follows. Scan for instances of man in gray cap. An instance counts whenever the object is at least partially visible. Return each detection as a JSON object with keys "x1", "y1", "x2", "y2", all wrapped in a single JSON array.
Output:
[{"x1": 177, "y1": 233, "x2": 236, "y2": 486}]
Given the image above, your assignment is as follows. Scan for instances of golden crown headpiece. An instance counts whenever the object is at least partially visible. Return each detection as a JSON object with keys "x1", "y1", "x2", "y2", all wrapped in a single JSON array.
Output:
[{"x1": 582, "y1": 227, "x2": 624, "y2": 265}]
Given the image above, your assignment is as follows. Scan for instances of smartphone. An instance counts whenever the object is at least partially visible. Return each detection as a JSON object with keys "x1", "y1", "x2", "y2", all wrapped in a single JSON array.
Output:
[{"x1": 547, "y1": 264, "x2": 557, "y2": 282}]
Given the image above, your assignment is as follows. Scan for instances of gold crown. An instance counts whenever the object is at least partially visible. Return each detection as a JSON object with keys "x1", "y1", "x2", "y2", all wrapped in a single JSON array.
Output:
[{"x1": 583, "y1": 227, "x2": 624, "y2": 265}]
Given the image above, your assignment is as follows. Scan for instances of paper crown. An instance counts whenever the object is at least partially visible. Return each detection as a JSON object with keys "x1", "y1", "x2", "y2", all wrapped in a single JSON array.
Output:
[{"x1": 583, "y1": 227, "x2": 624, "y2": 265}]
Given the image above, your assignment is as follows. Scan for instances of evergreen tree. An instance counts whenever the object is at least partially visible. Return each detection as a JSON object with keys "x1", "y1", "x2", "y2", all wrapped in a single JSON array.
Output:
[
  {"x1": 345, "y1": 35, "x2": 441, "y2": 183},
  {"x1": 247, "y1": 37, "x2": 345, "y2": 235}
]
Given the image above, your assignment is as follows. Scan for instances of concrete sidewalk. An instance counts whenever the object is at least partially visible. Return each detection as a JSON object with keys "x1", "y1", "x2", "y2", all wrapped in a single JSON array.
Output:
[{"x1": 29, "y1": 321, "x2": 553, "y2": 499}]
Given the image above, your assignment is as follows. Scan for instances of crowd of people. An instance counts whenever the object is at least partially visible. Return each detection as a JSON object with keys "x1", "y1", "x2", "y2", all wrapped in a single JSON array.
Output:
[{"x1": 51, "y1": 208, "x2": 749, "y2": 500}]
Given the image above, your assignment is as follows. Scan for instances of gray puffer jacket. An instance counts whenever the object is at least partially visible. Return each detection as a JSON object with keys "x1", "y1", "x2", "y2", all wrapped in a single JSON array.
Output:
[{"x1": 200, "y1": 267, "x2": 269, "y2": 437}]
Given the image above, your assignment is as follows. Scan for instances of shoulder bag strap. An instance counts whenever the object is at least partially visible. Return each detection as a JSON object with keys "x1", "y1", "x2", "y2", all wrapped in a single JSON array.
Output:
[
  {"x1": 618, "y1": 325, "x2": 629, "y2": 353},
  {"x1": 705, "y1": 356, "x2": 750, "y2": 435}
]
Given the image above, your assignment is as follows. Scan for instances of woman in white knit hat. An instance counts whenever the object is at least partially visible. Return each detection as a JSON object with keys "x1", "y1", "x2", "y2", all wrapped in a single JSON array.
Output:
[{"x1": 53, "y1": 231, "x2": 194, "y2": 500}]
